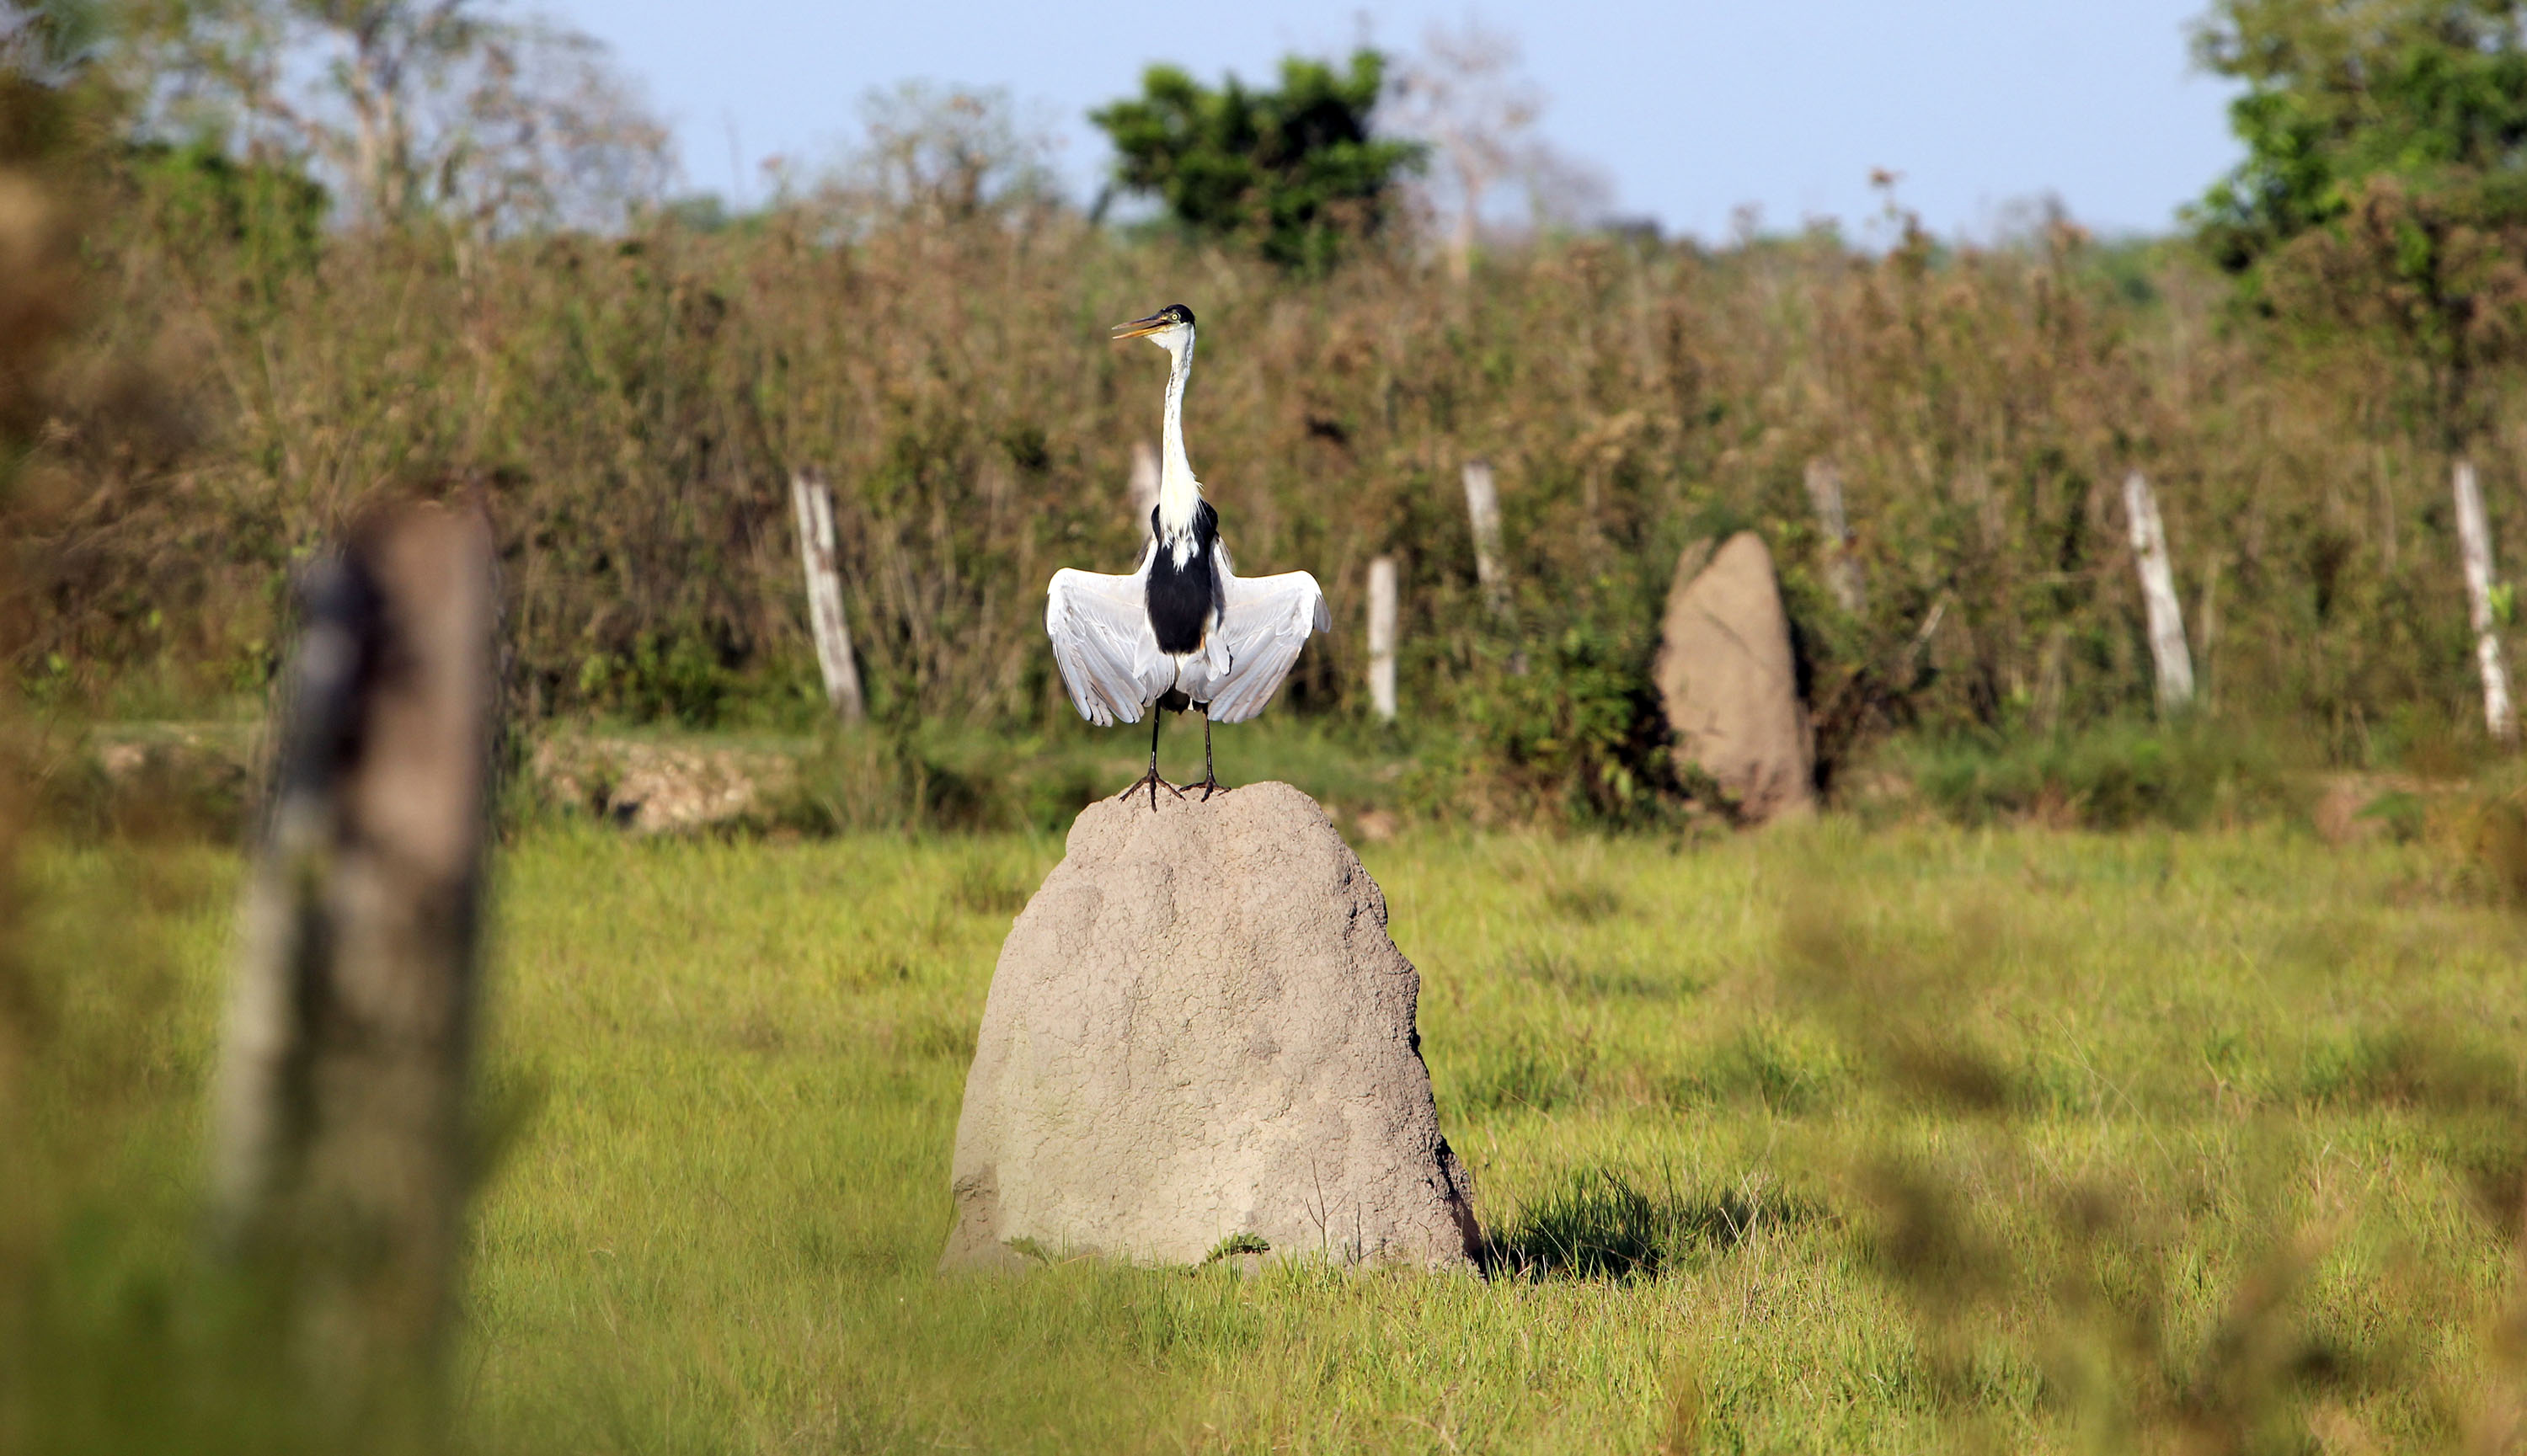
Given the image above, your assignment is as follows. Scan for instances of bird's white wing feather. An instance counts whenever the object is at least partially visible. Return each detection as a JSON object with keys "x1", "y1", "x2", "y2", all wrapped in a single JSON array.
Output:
[
  {"x1": 1046, "y1": 552, "x2": 1167, "y2": 724},
  {"x1": 1198, "y1": 568, "x2": 1330, "y2": 723}
]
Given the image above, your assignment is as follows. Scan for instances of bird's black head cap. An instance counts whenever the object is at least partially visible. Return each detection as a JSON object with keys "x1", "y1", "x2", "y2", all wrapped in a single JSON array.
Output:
[{"x1": 1113, "y1": 302, "x2": 1197, "y2": 342}]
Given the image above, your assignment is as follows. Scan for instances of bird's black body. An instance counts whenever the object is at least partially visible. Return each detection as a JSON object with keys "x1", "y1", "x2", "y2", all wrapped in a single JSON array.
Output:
[{"x1": 1145, "y1": 498, "x2": 1220, "y2": 655}]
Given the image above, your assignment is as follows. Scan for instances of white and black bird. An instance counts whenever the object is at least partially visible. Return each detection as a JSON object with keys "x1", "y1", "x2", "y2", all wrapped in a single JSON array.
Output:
[{"x1": 1045, "y1": 304, "x2": 1330, "y2": 808}]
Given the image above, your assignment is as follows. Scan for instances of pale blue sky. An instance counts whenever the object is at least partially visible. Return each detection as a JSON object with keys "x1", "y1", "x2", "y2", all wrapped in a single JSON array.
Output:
[{"x1": 539, "y1": 1, "x2": 2241, "y2": 243}]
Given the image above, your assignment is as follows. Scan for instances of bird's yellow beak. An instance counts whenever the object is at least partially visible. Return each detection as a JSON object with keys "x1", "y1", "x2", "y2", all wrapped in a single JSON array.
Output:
[{"x1": 1111, "y1": 312, "x2": 1171, "y2": 340}]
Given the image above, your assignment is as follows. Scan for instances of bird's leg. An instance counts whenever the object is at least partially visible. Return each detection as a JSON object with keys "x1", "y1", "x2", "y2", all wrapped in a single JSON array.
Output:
[
  {"x1": 1188, "y1": 708, "x2": 1225, "y2": 800},
  {"x1": 1130, "y1": 707, "x2": 1183, "y2": 812}
]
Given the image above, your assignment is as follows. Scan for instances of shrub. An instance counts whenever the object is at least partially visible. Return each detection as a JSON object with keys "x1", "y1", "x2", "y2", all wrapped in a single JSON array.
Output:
[
  {"x1": 1091, "y1": 51, "x2": 1423, "y2": 272},
  {"x1": 29, "y1": 104, "x2": 2527, "y2": 787}
]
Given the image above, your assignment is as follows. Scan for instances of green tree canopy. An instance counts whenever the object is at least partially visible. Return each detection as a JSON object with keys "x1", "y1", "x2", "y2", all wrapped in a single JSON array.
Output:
[
  {"x1": 2194, "y1": 0, "x2": 2527, "y2": 443},
  {"x1": 1089, "y1": 50, "x2": 1424, "y2": 273}
]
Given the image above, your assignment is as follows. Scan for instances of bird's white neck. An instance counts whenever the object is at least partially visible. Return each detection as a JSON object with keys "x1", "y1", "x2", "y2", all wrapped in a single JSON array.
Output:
[{"x1": 1157, "y1": 331, "x2": 1200, "y2": 542}]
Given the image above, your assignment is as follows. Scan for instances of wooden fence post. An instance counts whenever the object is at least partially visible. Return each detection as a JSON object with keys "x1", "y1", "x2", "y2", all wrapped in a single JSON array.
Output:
[
  {"x1": 1130, "y1": 440, "x2": 1161, "y2": 536},
  {"x1": 790, "y1": 467, "x2": 867, "y2": 723},
  {"x1": 1366, "y1": 555, "x2": 1398, "y2": 723},
  {"x1": 1803, "y1": 458, "x2": 1866, "y2": 616},
  {"x1": 1899, "y1": 595, "x2": 1950, "y2": 684},
  {"x1": 1461, "y1": 459, "x2": 1508, "y2": 620},
  {"x1": 2454, "y1": 458, "x2": 2517, "y2": 744},
  {"x1": 211, "y1": 501, "x2": 496, "y2": 1425},
  {"x1": 2123, "y1": 471, "x2": 2195, "y2": 715}
]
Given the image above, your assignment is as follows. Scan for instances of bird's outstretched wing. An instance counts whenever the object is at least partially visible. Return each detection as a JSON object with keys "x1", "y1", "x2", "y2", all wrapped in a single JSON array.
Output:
[
  {"x1": 1199, "y1": 568, "x2": 1330, "y2": 723},
  {"x1": 1046, "y1": 554, "x2": 1168, "y2": 725}
]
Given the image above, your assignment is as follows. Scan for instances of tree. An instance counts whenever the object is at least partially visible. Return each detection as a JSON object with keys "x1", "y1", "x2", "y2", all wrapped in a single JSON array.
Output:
[
  {"x1": 838, "y1": 82, "x2": 1058, "y2": 227},
  {"x1": 1387, "y1": 19, "x2": 1611, "y2": 281},
  {"x1": 2193, "y1": 0, "x2": 2527, "y2": 448},
  {"x1": 109, "y1": 0, "x2": 667, "y2": 234},
  {"x1": 1089, "y1": 50, "x2": 1423, "y2": 273},
  {"x1": 2, "y1": 0, "x2": 103, "y2": 84}
]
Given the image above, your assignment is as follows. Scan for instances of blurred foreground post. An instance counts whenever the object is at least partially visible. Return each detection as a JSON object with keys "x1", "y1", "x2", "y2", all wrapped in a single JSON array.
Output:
[
  {"x1": 1461, "y1": 459, "x2": 1508, "y2": 619},
  {"x1": 1130, "y1": 440, "x2": 1161, "y2": 536},
  {"x1": 1803, "y1": 458, "x2": 1866, "y2": 616},
  {"x1": 2122, "y1": 471, "x2": 2195, "y2": 714},
  {"x1": 791, "y1": 467, "x2": 867, "y2": 723},
  {"x1": 2454, "y1": 459, "x2": 2517, "y2": 744},
  {"x1": 1366, "y1": 555, "x2": 1398, "y2": 723},
  {"x1": 211, "y1": 501, "x2": 496, "y2": 1427}
]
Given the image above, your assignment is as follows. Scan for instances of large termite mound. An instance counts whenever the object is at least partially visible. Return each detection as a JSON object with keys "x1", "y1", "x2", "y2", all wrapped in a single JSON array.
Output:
[{"x1": 940, "y1": 781, "x2": 1481, "y2": 1273}]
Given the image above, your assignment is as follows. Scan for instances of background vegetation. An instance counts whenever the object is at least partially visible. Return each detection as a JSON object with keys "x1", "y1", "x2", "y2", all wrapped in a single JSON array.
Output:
[{"x1": 11, "y1": 0, "x2": 2527, "y2": 826}]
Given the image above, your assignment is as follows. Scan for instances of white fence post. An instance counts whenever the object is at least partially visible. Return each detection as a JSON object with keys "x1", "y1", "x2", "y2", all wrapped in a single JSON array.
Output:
[
  {"x1": 2123, "y1": 470, "x2": 2195, "y2": 714},
  {"x1": 1366, "y1": 555, "x2": 1398, "y2": 723},
  {"x1": 790, "y1": 467, "x2": 866, "y2": 724},
  {"x1": 2455, "y1": 458, "x2": 2517, "y2": 744},
  {"x1": 1461, "y1": 459, "x2": 1508, "y2": 619},
  {"x1": 1804, "y1": 457, "x2": 1866, "y2": 616},
  {"x1": 1130, "y1": 440, "x2": 1161, "y2": 537}
]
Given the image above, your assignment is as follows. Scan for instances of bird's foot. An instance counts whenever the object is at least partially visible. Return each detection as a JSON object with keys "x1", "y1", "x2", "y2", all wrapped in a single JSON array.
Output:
[
  {"x1": 1127, "y1": 767, "x2": 1184, "y2": 812},
  {"x1": 1184, "y1": 771, "x2": 1227, "y2": 802}
]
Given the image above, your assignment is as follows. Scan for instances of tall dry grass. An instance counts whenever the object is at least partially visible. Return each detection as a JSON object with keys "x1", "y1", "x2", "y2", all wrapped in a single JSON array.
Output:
[{"x1": 23, "y1": 160, "x2": 2527, "y2": 793}]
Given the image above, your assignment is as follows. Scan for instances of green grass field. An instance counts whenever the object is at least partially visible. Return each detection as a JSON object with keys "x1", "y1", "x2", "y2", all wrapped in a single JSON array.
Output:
[{"x1": 18, "y1": 808, "x2": 2527, "y2": 1453}]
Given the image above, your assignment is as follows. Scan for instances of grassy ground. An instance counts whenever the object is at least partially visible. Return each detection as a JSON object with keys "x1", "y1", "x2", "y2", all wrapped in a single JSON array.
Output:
[{"x1": 18, "y1": 807, "x2": 2527, "y2": 1453}]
